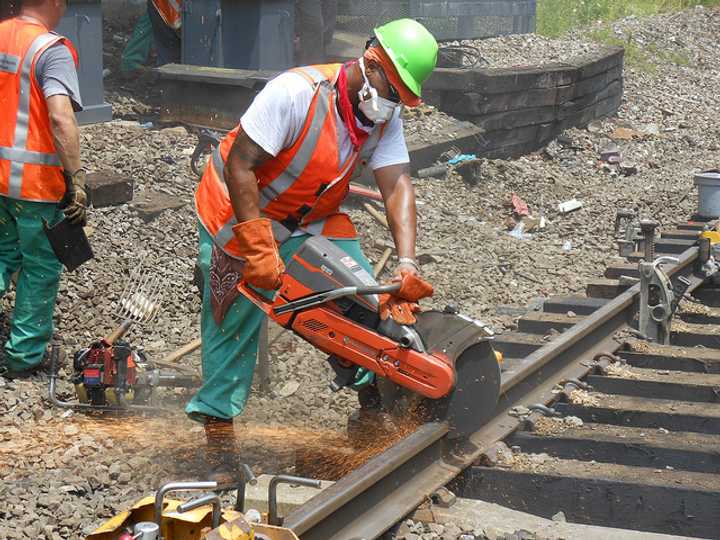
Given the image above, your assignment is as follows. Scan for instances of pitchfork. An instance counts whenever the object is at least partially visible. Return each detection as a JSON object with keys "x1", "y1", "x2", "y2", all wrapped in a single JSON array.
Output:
[{"x1": 104, "y1": 263, "x2": 163, "y2": 345}]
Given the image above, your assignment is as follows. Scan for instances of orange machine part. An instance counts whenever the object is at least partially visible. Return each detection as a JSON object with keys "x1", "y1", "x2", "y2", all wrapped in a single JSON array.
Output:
[
  {"x1": 291, "y1": 307, "x2": 455, "y2": 399},
  {"x1": 237, "y1": 263, "x2": 456, "y2": 398}
]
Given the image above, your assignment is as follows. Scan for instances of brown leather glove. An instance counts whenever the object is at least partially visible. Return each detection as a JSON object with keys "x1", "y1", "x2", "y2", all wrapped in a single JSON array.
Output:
[
  {"x1": 60, "y1": 169, "x2": 88, "y2": 225},
  {"x1": 378, "y1": 270, "x2": 433, "y2": 325},
  {"x1": 233, "y1": 217, "x2": 285, "y2": 290}
]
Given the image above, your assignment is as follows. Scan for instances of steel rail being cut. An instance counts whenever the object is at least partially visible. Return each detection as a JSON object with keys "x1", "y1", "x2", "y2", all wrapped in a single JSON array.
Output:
[{"x1": 283, "y1": 245, "x2": 707, "y2": 540}]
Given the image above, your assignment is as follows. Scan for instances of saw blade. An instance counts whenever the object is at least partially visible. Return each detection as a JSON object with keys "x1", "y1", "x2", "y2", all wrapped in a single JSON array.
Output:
[{"x1": 377, "y1": 310, "x2": 501, "y2": 439}]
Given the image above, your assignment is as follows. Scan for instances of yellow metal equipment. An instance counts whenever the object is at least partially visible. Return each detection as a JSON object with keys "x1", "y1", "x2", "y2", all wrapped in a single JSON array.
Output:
[
  {"x1": 700, "y1": 231, "x2": 720, "y2": 245},
  {"x1": 87, "y1": 495, "x2": 298, "y2": 540}
]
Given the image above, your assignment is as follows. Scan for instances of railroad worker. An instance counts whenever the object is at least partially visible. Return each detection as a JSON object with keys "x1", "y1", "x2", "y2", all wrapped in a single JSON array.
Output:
[
  {"x1": 191, "y1": 18, "x2": 438, "y2": 479},
  {"x1": 296, "y1": 0, "x2": 338, "y2": 64},
  {"x1": 147, "y1": 0, "x2": 182, "y2": 66},
  {"x1": 0, "y1": 0, "x2": 87, "y2": 377}
]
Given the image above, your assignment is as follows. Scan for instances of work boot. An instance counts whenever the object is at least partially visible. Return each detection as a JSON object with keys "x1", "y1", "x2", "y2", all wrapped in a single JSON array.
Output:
[
  {"x1": 1, "y1": 347, "x2": 55, "y2": 380},
  {"x1": 203, "y1": 416, "x2": 241, "y2": 487}
]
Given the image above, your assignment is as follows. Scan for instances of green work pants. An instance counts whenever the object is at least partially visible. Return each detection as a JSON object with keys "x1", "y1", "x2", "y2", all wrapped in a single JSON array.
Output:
[
  {"x1": 186, "y1": 224, "x2": 373, "y2": 421},
  {"x1": 0, "y1": 196, "x2": 63, "y2": 372},
  {"x1": 120, "y1": 13, "x2": 153, "y2": 74}
]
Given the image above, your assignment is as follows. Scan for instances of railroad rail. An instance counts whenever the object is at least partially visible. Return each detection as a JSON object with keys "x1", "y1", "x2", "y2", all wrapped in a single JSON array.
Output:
[{"x1": 283, "y1": 219, "x2": 719, "y2": 539}]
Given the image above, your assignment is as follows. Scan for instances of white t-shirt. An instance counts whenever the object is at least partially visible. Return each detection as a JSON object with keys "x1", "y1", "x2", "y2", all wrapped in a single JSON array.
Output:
[
  {"x1": 35, "y1": 43, "x2": 83, "y2": 111},
  {"x1": 240, "y1": 71, "x2": 410, "y2": 171}
]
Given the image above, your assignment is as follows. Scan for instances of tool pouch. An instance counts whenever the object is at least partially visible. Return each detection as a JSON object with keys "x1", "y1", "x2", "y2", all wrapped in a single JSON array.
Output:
[{"x1": 43, "y1": 217, "x2": 94, "y2": 271}]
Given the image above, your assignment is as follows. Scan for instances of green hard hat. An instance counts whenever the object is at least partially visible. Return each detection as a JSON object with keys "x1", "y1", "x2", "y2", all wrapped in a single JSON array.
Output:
[{"x1": 374, "y1": 18, "x2": 438, "y2": 98}]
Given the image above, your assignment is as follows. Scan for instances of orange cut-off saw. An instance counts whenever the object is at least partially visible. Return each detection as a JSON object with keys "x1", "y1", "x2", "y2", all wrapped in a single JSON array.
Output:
[{"x1": 237, "y1": 236, "x2": 501, "y2": 438}]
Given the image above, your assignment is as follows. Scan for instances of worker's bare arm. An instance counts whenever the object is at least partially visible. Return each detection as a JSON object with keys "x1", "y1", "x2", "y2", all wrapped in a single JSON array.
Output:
[
  {"x1": 47, "y1": 94, "x2": 81, "y2": 173},
  {"x1": 225, "y1": 127, "x2": 272, "y2": 222},
  {"x1": 374, "y1": 162, "x2": 417, "y2": 269}
]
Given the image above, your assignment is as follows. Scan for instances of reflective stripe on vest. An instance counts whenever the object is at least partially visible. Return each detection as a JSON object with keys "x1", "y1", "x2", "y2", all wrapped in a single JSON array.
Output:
[
  {"x1": 0, "y1": 52, "x2": 20, "y2": 74},
  {"x1": 289, "y1": 65, "x2": 347, "y2": 170},
  {"x1": 258, "y1": 82, "x2": 333, "y2": 209},
  {"x1": 208, "y1": 82, "x2": 335, "y2": 213},
  {"x1": 214, "y1": 215, "x2": 237, "y2": 248},
  {"x1": 1, "y1": 32, "x2": 62, "y2": 200},
  {"x1": 209, "y1": 84, "x2": 346, "y2": 225}
]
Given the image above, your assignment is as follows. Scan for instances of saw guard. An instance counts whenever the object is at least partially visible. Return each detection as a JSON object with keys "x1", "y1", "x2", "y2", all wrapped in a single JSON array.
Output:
[{"x1": 378, "y1": 310, "x2": 502, "y2": 439}]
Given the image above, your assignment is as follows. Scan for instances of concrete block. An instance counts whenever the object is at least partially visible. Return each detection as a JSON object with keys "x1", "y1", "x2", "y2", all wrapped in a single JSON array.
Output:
[
  {"x1": 86, "y1": 170, "x2": 134, "y2": 208},
  {"x1": 242, "y1": 474, "x2": 332, "y2": 518},
  {"x1": 411, "y1": 498, "x2": 696, "y2": 540},
  {"x1": 132, "y1": 191, "x2": 186, "y2": 222}
]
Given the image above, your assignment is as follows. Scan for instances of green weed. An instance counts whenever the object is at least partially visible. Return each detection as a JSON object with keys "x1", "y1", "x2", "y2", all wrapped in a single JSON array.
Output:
[
  {"x1": 539, "y1": 1, "x2": 711, "y2": 72},
  {"x1": 585, "y1": 26, "x2": 656, "y2": 72},
  {"x1": 537, "y1": 0, "x2": 720, "y2": 37}
]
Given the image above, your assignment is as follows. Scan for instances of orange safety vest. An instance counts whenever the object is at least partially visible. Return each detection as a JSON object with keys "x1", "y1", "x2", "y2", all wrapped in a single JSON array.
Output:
[
  {"x1": 195, "y1": 63, "x2": 386, "y2": 258},
  {"x1": 0, "y1": 18, "x2": 79, "y2": 203},
  {"x1": 152, "y1": 0, "x2": 182, "y2": 30}
]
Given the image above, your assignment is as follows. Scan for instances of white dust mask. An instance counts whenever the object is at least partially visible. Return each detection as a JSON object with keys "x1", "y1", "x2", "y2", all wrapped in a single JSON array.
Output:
[{"x1": 357, "y1": 57, "x2": 398, "y2": 124}]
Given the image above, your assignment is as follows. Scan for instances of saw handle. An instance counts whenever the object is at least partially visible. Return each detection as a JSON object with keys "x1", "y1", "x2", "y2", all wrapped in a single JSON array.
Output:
[
  {"x1": 356, "y1": 283, "x2": 401, "y2": 296},
  {"x1": 237, "y1": 278, "x2": 402, "y2": 317},
  {"x1": 273, "y1": 283, "x2": 401, "y2": 316}
]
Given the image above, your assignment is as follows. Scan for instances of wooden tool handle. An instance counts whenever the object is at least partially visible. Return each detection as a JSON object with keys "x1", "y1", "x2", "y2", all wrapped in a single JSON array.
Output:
[
  {"x1": 363, "y1": 203, "x2": 389, "y2": 229},
  {"x1": 104, "y1": 320, "x2": 132, "y2": 345},
  {"x1": 159, "y1": 337, "x2": 202, "y2": 364},
  {"x1": 374, "y1": 247, "x2": 393, "y2": 278}
]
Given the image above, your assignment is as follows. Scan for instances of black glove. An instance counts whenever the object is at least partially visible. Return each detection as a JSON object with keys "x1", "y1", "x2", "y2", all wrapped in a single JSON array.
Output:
[{"x1": 60, "y1": 169, "x2": 88, "y2": 226}]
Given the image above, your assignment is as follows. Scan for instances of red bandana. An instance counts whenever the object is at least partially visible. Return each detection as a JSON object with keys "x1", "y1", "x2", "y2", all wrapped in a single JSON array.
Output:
[{"x1": 336, "y1": 63, "x2": 368, "y2": 151}]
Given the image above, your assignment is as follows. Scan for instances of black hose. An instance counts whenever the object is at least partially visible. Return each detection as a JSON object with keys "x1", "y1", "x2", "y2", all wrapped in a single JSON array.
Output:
[{"x1": 437, "y1": 44, "x2": 487, "y2": 69}]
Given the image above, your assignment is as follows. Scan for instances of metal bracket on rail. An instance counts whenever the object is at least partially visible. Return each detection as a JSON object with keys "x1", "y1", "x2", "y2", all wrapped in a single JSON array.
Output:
[
  {"x1": 233, "y1": 463, "x2": 258, "y2": 513},
  {"x1": 559, "y1": 378, "x2": 592, "y2": 393},
  {"x1": 698, "y1": 232, "x2": 720, "y2": 284},
  {"x1": 638, "y1": 256, "x2": 678, "y2": 345},
  {"x1": 528, "y1": 404, "x2": 561, "y2": 417},
  {"x1": 615, "y1": 209, "x2": 640, "y2": 257},
  {"x1": 268, "y1": 475, "x2": 322, "y2": 527},
  {"x1": 429, "y1": 486, "x2": 457, "y2": 508},
  {"x1": 593, "y1": 352, "x2": 624, "y2": 375}
]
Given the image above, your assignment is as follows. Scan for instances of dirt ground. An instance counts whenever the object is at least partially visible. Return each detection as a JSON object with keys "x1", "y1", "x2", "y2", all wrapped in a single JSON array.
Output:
[{"x1": 1, "y1": 5, "x2": 719, "y2": 540}]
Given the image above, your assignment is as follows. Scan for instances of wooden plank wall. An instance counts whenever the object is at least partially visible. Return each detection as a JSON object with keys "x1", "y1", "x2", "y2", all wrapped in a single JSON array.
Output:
[{"x1": 424, "y1": 46, "x2": 625, "y2": 159}]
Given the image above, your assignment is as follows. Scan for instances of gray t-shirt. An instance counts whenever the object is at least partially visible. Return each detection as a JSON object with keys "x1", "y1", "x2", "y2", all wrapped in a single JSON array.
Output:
[{"x1": 34, "y1": 43, "x2": 83, "y2": 111}]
